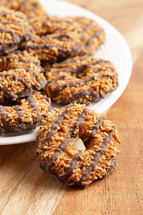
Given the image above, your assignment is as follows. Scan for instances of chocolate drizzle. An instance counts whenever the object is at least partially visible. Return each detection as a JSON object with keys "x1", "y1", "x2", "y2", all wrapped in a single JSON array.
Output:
[
  {"x1": 80, "y1": 20, "x2": 94, "y2": 40},
  {"x1": 71, "y1": 91, "x2": 100, "y2": 103},
  {"x1": 105, "y1": 155, "x2": 117, "y2": 177},
  {"x1": 80, "y1": 126, "x2": 115, "y2": 182},
  {"x1": 27, "y1": 95, "x2": 39, "y2": 118},
  {"x1": 0, "y1": 73, "x2": 31, "y2": 100},
  {"x1": 48, "y1": 108, "x2": 89, "y2": 170},
  {"x1": 2, "y1": 21, "x2": 24, "y2": 27},
  {"x1": 58, "y1": 55, "x2": 90, "y2": 65},
  {"x1": 14, "y1": 105, "x2": 23, "y2": 123},
  {"x1": 11, "y1": 66, "x2": 46, "y2": 90},
  {"x1": 86, "y1": 28, "x2": 103, "y2": 48},
  {"x1": 52, "y1": 73, "x2": 114, "y2": 98},
  {"x1": 51, "y1": 60, "x2": 111, "y2": 76},
  {"x1": 84, "y1": 116, "x2": 104, "y2": 145},
  {"x1": 46, "y1": 76, "x2": 67, "y2": 85},
  {"x1": 0, "y1": 28, "x2": 20, "y2": 49},
  {"x1": 64, "y1": 151, "x2": 82, "y2": 180},
  {"x1": 42, "y1": 104, "x2": 73, "y2": 147},
  {"x1": 0, "y1": 55, "x2": 44, "y2": 72},
  {"x1": 0, "y1": 105, "x2": 7, "y2": 128},
  {"x1": 20, "y1": 43, "x2": 68, "y2": 53}
]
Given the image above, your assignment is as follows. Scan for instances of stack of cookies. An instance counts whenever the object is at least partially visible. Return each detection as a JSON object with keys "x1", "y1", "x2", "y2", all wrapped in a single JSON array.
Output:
[{"x1": 0, "y1": 0, "x2": 121, "y2": 188}]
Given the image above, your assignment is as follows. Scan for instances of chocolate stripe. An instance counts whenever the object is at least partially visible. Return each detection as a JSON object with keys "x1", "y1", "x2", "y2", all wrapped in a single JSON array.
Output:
[
  {"x1": 48, "y1": 108, "x2": 89, "y2": 167},
  {"x1": 0, "y1": 73, "x2": 31, "y2": 100},
  {"x1": 14, "y1": 105, "x2": 23, "y2": 123},
  {"x1": 58, "y1": 55, "x2": 90, "y2": 65},
  {"x1": 71, "y1": 90, "x2": 100, "y2": 103},
  {"x1": 43, "y1": 104, "x2": 73, "y2": 146},
  {"x1": 86, "y1": 28, "x2": 104, "y2": 47},
  {"x1": 47, "y1": 76, "x2": 67, "y2": 84},
  {"x1": 64, "y1": 151, "x2": 82, "y2": 180},
  {"x1": 2, "y1": 21, "x2": 24, "y2": 27},
  {"x1": 0, "y1": 28, "x2": 20, "y2": 43},
  {"x1": 0, "y1": 11, "x2": 28, "y2": 23},
  {"x1": 20, "y1": 43, "x2": 67, "y2": 52},
  {"x1": 105, "y1": 155, "x2": 117, "y2": 177},
  {"x1": 53, "y1": 74, "x2": 111, "y2": 97},
  {"x1": 44, "y1": 34, "x2": 74, "y2": 41},
  {"x1": 80, "y1": 126, "x2": 115, "y2": 182},
  {"x1": 0, "y1": 105, "x2": 7, "y2": 128},
  {"x1": 0, "y1": 72, "x2": 31, "y2": 88},
  {"x1": 0, "y1": 84, "x2": 17, "y2": 100},
  {"x1": 84, "y1": 116, "x2": 104, "y2": 145},
  {"x1": 0, "y1": 55, "x2": 44, "y2": 72},
  {"x1": 80, "y1": 20, "x2": 94, "y2": 40},
  {"x1": 51, "y1": 60, "x2": 111, "y2": 75},
  {"x1": 27, "y1": 95, "x2": 39, "y2": 117},
  {"x1": 11, "y1": 66, "x2": 46, "y2": 89}
]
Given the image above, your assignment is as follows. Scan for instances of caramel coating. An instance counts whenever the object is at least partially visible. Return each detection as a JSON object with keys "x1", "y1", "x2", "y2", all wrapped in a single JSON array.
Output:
[
  {"x1": 36, "y1": 103, "x2": 120, "y2": 188},
  {"x1": 45, "y1": 56, "x2": 118, "y2": 105},
  {"x1": 0, "y1": 91, "x2": 51, "y2": 135}
]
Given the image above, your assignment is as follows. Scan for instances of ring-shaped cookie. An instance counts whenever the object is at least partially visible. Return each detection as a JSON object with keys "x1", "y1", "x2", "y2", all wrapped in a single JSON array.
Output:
[
  {"x1": 36, "y1": 103, "x2": 120, "y2": 188},
  {"x1": 45, "y1": 56, "x2": 118, "y2": 105},
  {"x1": 0, "y1": 51, "x2": 47, "y2": 103}
]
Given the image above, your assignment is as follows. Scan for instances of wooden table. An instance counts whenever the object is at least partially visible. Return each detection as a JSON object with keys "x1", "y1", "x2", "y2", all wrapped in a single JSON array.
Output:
[{"x1": 0, "y1": 0, "x2": 143, "y2": 214}]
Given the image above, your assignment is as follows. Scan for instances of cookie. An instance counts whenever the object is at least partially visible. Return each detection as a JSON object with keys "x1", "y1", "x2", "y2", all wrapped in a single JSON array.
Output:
[
  {"x1": 19, "y1": 35, "x2": 84, "y2": 64},
  {"x1": 0, "y1": 51, "x2": 47, "y2": 103},
  {"x1": 45, "y1": 56, "x2": 118, "y2": 105},
  {"x1": 31, "y1": 16, "x2": 105, "y2": 54},
  {"x1": 0, "y1": 0, "x2": 46, "y2": 20},
  {"x1": 0, "y1": 91, "x2": 51, "y2": 135},
  {"x1": 36, "y1": 103, "x2": 120, "y2": 188}
]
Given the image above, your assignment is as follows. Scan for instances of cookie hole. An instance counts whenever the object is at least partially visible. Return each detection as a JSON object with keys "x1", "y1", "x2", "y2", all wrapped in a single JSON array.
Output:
[{"x1": 71, "y1": 137, "x2": 86, "y2": 152}]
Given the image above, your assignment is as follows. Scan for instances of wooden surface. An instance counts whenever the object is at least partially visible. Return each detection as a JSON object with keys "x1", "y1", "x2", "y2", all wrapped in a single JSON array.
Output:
[{"x1": 0, "y1": 0, "x2": 143, "y2": 214}]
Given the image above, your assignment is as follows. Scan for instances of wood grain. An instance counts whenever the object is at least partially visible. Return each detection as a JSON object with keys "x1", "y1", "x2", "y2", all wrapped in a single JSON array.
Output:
[
  {"x1": 0, "y1": 142, "x2": 66, "y2": 215},
  {"x1": 0, "y1": 0, "x2": 143, "y2": 214}
]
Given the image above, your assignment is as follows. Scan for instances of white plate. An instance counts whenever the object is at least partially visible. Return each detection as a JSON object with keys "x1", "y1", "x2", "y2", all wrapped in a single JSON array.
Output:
[{"x1": 0, "y1": 0, "x2": 132, "y2": 145}]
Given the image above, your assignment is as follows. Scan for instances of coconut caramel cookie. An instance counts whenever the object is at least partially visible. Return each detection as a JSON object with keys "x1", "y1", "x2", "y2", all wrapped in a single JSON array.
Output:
[
  {"x1": 0, "y1": 91, "x2": 51, "y2": 135},
  {"x1": 0, "y1": 0, "x2": 46, "y2": 20},
  {"x1": 0, "y1": 51, "x2": 47, "y2": 103},
  {"x1": 36, "y1": 103, "x2": 120, "y2": 188},
  {"x1": 31, "y1": 16, "x2": 105, "y2": 54},
  {"x1": 45, "y1": 56, "x2": 118, "y2": 105},
  {"x1": 0, "y1": 7, "x2": 34, "y2": 54},
  {"x1": 19, "y1": 35, "x2": 84, "y2": 64}
]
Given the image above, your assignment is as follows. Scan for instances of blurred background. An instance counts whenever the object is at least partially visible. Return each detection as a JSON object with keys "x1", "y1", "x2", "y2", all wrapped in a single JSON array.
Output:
[{"x1": 64, "y1": 0, "x2": 143, "y2": 63}]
